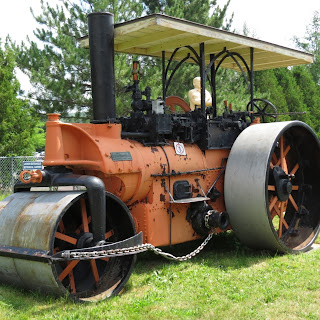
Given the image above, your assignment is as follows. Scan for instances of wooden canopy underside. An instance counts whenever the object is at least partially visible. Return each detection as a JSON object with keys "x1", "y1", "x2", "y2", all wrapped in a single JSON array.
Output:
[{"x1": 79, "y1": 14, "x2": 313, "y2": 72}]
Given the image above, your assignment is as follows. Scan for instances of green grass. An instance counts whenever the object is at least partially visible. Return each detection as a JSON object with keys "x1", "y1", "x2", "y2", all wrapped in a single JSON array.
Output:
[
  {"x1": 0, "y1": 193, "x2": 319, "y2": 318},
  {"x1": 0, "y1": 233, "x2": 319, "y2": 320},
  {"x1": 0, "y1": 193, "x2": 10, "y2": 201}
]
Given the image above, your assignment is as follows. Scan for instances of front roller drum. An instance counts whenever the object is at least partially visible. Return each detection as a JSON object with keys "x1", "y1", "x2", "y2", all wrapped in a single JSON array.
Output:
[
  {"x1": 0, "y1": 191, "x2": 136, "y2": 301},
  {"x1": 225, "y1": 121, "x2": 320, "y2": 253}
]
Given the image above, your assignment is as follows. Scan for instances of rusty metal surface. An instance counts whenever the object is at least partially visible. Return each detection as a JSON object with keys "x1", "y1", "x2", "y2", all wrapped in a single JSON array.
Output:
[{"x1": 0, "y1": 191, "x2": 84, "y2": 294}]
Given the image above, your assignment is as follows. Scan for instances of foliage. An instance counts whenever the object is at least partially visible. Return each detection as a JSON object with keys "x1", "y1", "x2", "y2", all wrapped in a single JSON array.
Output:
[
  {"x1": 13, "y1": 0, "x2": 144, "y2": 120},
  {"x1": 143, "y1": 0, "x2": 233, "y2": 29},
  {"x1": 294, "y1": 11, "x2": 320, "y2": 85},
  {"x1": 0, "y1": 233, "x2": 319, "y2": 319},
  {"x1": 252, "y1": 66, "x2": 320, "y2": 135},
  {"x1": 0, "y1": 42, "x2": 40, "y2": 156},
  {"x1": 13, "y1": 0, "x2": 233, "y2": 119},
  {"x1": 140, "y1": 0, "x2": 233, "y2": 105}
]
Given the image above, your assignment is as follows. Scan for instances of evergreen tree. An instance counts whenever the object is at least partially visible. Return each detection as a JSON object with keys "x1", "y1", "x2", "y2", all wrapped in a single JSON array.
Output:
[
  {"x1": 140, "y1": 0, "x2": 233, "y2": 107},
  {"x1": 294, "y1": 11, "x2": 320, "y2": 85},
  {"x1": 13, "y1": 0, "x2": 144, "y2": 120},
  {"x1": 143, "y1": 0, "x2": 233, "y2": 29},
  {"x1": 13, "y1": 0, "x2": 232, "y2": 119},
  {"x1": 292, "y1": 65, "x2": 320, "y2": 135},
  {"x1": 0, "y1": 42, "x2": 40, "y2": 156}
]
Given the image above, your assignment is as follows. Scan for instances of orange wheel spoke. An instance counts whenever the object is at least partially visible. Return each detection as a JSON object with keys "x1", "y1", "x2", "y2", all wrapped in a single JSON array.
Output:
[
  {"x1": 59, "y1": 220, "x2": 65, "y2": 233},
  {"x1": 69, "y1": 270, "x2": 76, "y2": 293},
  {"x1": 275, "y1": 145, "x2": 290, "y2": 167},
  {"x1": 90, "y1": 260, "x2": 100, "y2": 283},
  {"x1": 279, "y1": 136, "x2": 289, "y2": 173},
  {"x1": 290, "y1": 163, "x2": 299, "y2": 176},
  {"x1": 75, "y1": 216, "x2": 92, "y2": 234},
  {"x1": 273, "y1": 202, "x2": 289, "y2": 231},
  {"x1": 271, "y1": 208, "x2": 277, "y2": 219},
  {"x1": 105, "y1": 229, "x2": 114, "y2": 240},
  {"x1": 278, "y1": 202, "x2": 285, "y2": 237},
  {"x1": 268, "y1": 185, "x2": 276, "y2": 191},
  {"x1": 59, "y1": 260, "x2": 80, "y2": 282},
  {"x1": 100, "y1": 257, "x2": 110, "y2": 262},
  {"x1": 269, "y1": 196, "x2": 278, "y2": 212},
  {"x1": 272, "y1": 152, "x2": 278, "y2": 165},
  {"x1": 55, "y1": 232, "x2": 77, "y2": 245},
  {"x1": 289, "y1": 194, "x2": 299, "y2": 212},
  {"x1": 81, "y1": 198, "x2": 89, "y2": 233}
]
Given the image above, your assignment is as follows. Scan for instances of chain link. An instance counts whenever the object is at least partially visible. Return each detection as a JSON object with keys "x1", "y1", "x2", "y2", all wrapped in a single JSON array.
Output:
[{"x1": 62, "y1": 232, "x2": 214, "y2": 262}]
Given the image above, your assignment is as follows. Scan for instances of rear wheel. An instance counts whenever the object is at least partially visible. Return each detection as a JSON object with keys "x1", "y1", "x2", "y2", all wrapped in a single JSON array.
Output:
[{"x1": 225, "y1": 121, "x2": 320, "y2": 253}]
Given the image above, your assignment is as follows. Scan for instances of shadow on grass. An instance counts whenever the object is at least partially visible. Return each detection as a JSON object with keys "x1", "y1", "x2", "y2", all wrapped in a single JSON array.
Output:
[
  {"x1": 0, "y1": 284, "x2": 72, "y2": 314},
  {"x1": 133, "y1": 231, "x2": 275, "y2": 275},
  {"x1": 0, "y1": 232, "x2": 276, "y2": 308}
]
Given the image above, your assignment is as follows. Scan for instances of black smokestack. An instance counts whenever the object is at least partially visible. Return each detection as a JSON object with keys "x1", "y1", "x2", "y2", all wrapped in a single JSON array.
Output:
[{"x1": 88, "y1": 12, "x2": 116, "y2": 122}]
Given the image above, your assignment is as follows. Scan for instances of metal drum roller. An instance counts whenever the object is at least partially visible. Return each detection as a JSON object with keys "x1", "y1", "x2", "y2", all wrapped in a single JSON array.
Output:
[
  {"x1": 225, "y1": 121, "x2": 320, "y2": 253},
  {"x1": 0, "y1": 191, "x2": 136, "y2": 301}
]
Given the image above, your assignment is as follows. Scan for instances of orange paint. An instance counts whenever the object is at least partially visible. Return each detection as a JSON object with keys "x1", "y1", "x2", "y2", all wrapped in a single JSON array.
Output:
[{"x1": 44, "y1": 114, "x2": 230, "y2": 246}]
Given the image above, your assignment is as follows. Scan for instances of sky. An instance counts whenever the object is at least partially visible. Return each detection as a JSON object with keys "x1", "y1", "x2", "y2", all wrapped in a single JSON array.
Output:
[
  {"x1": 220, "y1": 0, "x2": 319, "y2": 47},
  {"x1": 0, "y1": 0, "x2": 319, "y2": 89}
]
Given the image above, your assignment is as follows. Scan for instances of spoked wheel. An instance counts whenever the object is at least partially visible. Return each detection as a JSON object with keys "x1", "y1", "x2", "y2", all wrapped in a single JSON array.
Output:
[
  {"x1": 225, "y1": 121, "x2": 320, "y2": 253},
  {"x1": 0, "y1": 191, "x2": 136, "y2": 301},
  {"x1": 165, "y1": 96, "x2": 191, "y2": 113},
  {"x1": 53, "y1": 192, "x2": 136, "y2": 301},
  {"x1": 246, "y1": 99, "x2": 278, "y2": 122}
]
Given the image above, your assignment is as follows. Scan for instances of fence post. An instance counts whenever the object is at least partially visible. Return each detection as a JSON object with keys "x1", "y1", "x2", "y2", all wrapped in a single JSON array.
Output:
[{"x1": 10, "y1": 157, "x2": 14, "y2": 192}]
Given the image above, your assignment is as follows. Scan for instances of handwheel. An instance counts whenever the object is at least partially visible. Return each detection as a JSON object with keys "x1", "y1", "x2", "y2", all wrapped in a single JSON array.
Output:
[
  {"x1": 247, "y1": 98, "x2": 278, "y2": 122},
  {"x1": 165, "y1": 96, "x2": 191, "y2": 113},
  {"x1": 225, "y1": 121, "x2": 320, "y2": 253},
  {"x1": 0, "y1": 191, "x2": 136, "y2": 301}
]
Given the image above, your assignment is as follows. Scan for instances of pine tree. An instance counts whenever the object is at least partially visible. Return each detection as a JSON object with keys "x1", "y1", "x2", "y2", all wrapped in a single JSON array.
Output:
[
  {"x1": 0, "y1": 43, "x2": 40, "y2": 156},
  {"x1": 12, "y1": 0, "x2": 233, "y2": 119},
  {"x1": 13, "y1": 0, "x2": 144, "y2": 120},
  {"x1": 294, "y1": 11, "x2": 320, "y2": 85}
]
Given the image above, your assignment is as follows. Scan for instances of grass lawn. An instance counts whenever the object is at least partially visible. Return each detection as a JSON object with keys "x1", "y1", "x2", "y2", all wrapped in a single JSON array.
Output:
[
  {"x1": 0, "y1": 193, "x2": 319, "y2": 319},
  {"x1": 0, "y1": 232, "x2": 318, "y2": 320}
]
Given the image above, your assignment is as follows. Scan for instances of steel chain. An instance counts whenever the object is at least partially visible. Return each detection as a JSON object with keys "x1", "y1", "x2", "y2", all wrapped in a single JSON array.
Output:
[{"x1": 62, "y1": 232, "x2": 214, "y2": 262}]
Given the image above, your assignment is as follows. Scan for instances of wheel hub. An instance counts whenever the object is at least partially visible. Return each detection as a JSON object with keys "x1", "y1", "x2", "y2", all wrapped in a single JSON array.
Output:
[
  {"x1": 272, "y1": 166, "x2": 292, "y2": 201},
  {"x1": 76, "y1": 232, "x2": 94, "y2": 249}
]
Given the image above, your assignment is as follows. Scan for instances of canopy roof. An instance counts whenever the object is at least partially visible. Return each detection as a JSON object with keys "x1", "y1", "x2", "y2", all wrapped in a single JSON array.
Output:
[{"x1": 79, "y1": 14, "x2": 313, "y2": 71}]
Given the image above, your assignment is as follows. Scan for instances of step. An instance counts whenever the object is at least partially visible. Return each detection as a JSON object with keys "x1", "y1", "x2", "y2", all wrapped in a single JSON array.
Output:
[{"x1": 169, "y1": 196, "x2": 210, "y2": 204}]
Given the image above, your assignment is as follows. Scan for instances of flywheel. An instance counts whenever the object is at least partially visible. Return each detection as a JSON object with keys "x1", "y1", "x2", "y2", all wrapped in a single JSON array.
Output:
[
  {"x1": 224, "y1": 121, "x2": 320, "y2": 253},
  {"x1": 0, "y1": 191, "x2": 136, "y2": 301}
]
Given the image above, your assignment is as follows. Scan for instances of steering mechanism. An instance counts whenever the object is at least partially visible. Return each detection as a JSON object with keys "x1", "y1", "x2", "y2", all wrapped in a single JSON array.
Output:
[{"x1": 246, "y1": 98, "x2": 278, "y2": 122}]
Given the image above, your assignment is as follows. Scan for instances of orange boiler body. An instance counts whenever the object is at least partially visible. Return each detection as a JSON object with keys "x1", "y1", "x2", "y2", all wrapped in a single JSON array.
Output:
[{"x1": 44, "y1": 115, "x2": 230, "y2": 246}]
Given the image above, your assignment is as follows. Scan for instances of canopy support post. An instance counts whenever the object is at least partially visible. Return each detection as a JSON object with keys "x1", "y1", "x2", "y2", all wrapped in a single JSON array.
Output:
[{"x1": 250, "y1": 47, "x2": 254, "y2": 116}]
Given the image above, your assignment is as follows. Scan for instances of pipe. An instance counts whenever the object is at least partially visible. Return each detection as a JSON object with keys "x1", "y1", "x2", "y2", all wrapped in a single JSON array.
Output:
[
  {"x1": 88, "y1": 12, "x2": 116, "y2": 122},
  {"x1": 15, "y1": 168, "x2": 106, "y2": 244}
]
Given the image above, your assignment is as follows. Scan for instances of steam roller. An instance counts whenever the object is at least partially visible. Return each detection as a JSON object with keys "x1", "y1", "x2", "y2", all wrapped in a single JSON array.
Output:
[{"x1": 0, "y1": 12, "x2": 319, "y2": 301}]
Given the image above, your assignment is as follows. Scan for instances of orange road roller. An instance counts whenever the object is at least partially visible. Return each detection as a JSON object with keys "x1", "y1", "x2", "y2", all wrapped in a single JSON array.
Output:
[{"x1": 0, "y1": 12, "x2": 319, "y2": 301}]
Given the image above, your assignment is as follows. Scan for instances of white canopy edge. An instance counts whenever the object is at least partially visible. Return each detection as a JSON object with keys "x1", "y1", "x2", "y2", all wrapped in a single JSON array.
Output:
[{"x1": 79, "y1": 14, "x2": 313, "y2": 71}]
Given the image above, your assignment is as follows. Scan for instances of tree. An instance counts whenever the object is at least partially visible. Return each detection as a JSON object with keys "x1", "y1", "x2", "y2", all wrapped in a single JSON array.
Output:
[
  {"x1": 0, "y1": 42, "x2": 40, "y2": 156},
  {"x1": 294, "y1": 11, "x2": 320, "y2": 85},
  {"x1": 13, "y1": 0, "x2": 233, "y2": 119},
  {"x1": 143, "y1": 0, "x2": 233, "y2": 29},
  {"x1": 13, "y1": 0, "x2": 144, "y2": 120},
  {"x1": 140, "y1": 0, "x2": 233, "y2": 105}
]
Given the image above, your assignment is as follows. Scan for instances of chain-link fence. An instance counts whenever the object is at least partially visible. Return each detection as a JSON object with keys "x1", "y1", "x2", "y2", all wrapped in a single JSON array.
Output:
[{"x1": 0, "y1": 156, "x2": 44, "y2": 193}]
